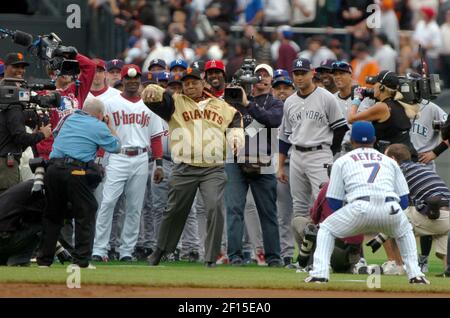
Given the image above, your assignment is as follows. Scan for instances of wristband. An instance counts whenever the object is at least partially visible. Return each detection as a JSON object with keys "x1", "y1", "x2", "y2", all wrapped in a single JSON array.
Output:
[
  {"x1": 352, "y1": 98, "x2": 361, "y2": 107},
  {"x1": 155, "y1": 158, "x2": 163, "y2": 167},
  {"x1": 432, "y1": 141, "x2": 448, "y2": 157}
]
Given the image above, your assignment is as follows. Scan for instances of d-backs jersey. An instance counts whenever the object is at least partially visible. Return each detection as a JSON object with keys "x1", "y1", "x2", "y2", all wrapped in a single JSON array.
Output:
[
  {"x1": 410, "y1": 101, "x2": 447, "y2": 153},
  {"x1": 280, "y1": 87, "x2": 347, "y2": 147},
  {"x1": 104, "y1": 95, "x2": 164, "y2": 149},
  {"x1": 327, "y1": 147, "x2": 409, "y2": 203}
]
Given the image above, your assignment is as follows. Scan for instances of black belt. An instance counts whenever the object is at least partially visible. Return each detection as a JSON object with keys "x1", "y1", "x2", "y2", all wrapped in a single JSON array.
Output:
[
  {"x1": 356, "y1": 196, "x2": 397, "y2": 203},
  {"x1": 295, "y1": 145, "x2": 323, "y2": 152},
  {"x1": 50, "y1": 157, "x2": 88, "y2": 169}
]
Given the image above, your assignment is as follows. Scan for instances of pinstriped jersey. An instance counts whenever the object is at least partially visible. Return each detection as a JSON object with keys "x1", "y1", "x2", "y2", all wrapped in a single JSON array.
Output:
[
  {"x1": 280, "y1": 87, "x2": 347, "y2": 147},
  {"x1": 327, "y1": 147, "x2": 409, "y2": 203}
]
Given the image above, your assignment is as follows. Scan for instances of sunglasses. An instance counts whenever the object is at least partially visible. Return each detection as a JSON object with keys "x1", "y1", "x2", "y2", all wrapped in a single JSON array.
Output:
[{"x1": 332, "y1": 61, "x2": 352, "y2": 70}]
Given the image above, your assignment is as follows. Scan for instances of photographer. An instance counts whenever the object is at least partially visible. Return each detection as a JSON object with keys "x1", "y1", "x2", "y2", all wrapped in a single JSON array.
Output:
[
  {"x1": 36, "y1": 52, "x2": 97, "y2": 160},
  {"x1": 36, "y1": 98, "x2": 121, "y2": 268},
  {"x1": 225, "y1": 63, "x2": 284, "y2": 267},
  {"x1": 0, "y1": 77, "x2": 52, "y2": 194},
  {"x1": 348, "y1": 70, "x2": 419, "y2": 160}
]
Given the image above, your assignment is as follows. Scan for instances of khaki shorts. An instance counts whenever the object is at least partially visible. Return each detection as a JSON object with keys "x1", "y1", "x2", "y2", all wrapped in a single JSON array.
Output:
[{"x1": 405, "y1": 206, "x2": 450, "y2": 257}]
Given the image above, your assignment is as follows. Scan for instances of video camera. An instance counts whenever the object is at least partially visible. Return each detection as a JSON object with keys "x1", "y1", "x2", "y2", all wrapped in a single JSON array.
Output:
[{"x1": 224, "y1": 58, "x2": 261, "y2": 105}]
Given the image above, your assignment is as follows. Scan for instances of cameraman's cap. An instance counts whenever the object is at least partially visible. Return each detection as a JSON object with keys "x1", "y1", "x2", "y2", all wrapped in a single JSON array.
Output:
[
  {"x1": 272, "y1": 69, "x2": 294, "y2": 87},
  {"x1": 332, "y1": 61, "x2": 352, "y2": 73},
  {"x1": 4, "y1": 52, "x2": 29, "y2": 66},
  {"x1": 181, "y1": 67, "x2": 203, "y2": 81},
  {"x1": 255, "y1": 64, "x2": 273, "y2": 77},
  {"x1": 121, "y1": 64, "x2": 142, "y2": 79},
  {"x1": 376, "y1": 70, "x2": 399, "y2": 89},
  {"x1": 205, "y1": 59, "x2": 225, "y2": 73},
  {"x1": 351, "y1": 121, "x2": 376, "y2": 144},
  {"x1": 315, "y1": 59, "x2": 336, "y2": 72},
  {"x1": 169, "y1": 59, "x2": 188, "y2": 71},
  {"x1": 292, "y1": 58, "x2": 311, "y2": 72},
  {"x1": 106, "y1": 59, "x2": 124, "y2": 72},
  {"x1": 149, "y1": 58, "x2": 166, "y2": 70}
]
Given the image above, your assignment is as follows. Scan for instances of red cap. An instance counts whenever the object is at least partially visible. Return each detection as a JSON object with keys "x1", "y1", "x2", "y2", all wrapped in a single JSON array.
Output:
[
  {"x1": 120, "y1": 64, "x2": 142, "y2": 79},
  {"x1": 421, "y1": 7, "x2": 436, "y2": 19},
  {"x1": 92, "y1": 58, "x2": 106, "y2": 71},
  {"x1": 205, "y1": 59, "x2": 225, "y2": 73}
]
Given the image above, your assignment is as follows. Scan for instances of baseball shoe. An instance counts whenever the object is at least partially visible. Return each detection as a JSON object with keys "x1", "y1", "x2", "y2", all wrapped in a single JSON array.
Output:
[
  {"x1": 352, "y1": 258, "x2": 368, "y2": 274},
  {"x1": 255, "y1": 249, "x2": 266, "y2": 266},
  {"x1": 418, "y1": 255, "x2": 429, "y2": 273},
  {"x1": 148, "y1": 248, "x2": 164, "y2": 266},
  {"x1": 435, "y1": 271, "x2": 450, "y2": 278},
  {"x1": 409, "y1": 276, "x2": 430, "y2": 285},
  {"x1": 92, "y1": 255, "x2": 109, "y2": 262},
  {"x1": 119, "y1": 256, "x2": 137, "y2": 262},
  {"x1": 267, "y1": 260, "x2": 283, "y2": 268},
  {"x1": 107, "y1": 249, "x2": 120, "y2": 261},
  {"x1": 134, "y1": 247, "x2": 153, "y2": 261},
  {"x1": 216, "y1": 252, "x2": 229, "y2": 265},
  {"x1": 230, "y1": 257, "x2": 243, "y2": 267},
  {"x1": 205, "y1": 261, "x2": 216, "y2": 268},
  {"x1": 304, "y1": 276, "x2": 329, "y2": 283},
  {"x1": 188, "y1": 251, "x2": 200, "y2": 263}
]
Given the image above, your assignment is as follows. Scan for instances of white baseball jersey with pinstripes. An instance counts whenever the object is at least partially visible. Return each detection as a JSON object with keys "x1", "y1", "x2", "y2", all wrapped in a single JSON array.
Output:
[{"x1": 327, "y1": 147, "x2": 409, "y2": 203}]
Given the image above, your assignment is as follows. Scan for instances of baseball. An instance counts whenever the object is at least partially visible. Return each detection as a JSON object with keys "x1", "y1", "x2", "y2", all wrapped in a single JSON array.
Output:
[{"x1": 127, "y1": 67, "x2": 137, "y2": 77}]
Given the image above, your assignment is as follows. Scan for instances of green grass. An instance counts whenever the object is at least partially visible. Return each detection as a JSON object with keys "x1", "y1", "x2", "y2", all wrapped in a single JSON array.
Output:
[{"x1": 0, "y1": 245, "x2": 449, "y2": 294}]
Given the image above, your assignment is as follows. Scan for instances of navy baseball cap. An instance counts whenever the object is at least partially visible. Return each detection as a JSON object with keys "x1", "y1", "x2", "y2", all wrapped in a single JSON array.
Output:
[
  {"x1": 169, "y1": 59, "x2": 188, "y2": 71},
  {"x1": 351, "y1": 121, "x2": 376, "y2": 144},
  {"x1": 332, "y1": 61, "x2": 352, "y2": 73},
  {"x1": 141, "y1": 71, "x2": 158, "y2": 84},
  {"x1": 168, "y1": 73, "x2": 182, "y2": 85},
  {"x1": 106, "y1": 59, "x2": 124, "y2": 72},
  {"x1": 292, "y1": 58, "x2": 312, "y2": 72},
  {"x1": 272, "y1": 69, "x2": 293, "y2": 87},
  {"x1": 148, "y1": 58, "x2": 166, "y2": 70},
  {"x1": 315, "y1": 59, "x2": 337, "y2": 72}
]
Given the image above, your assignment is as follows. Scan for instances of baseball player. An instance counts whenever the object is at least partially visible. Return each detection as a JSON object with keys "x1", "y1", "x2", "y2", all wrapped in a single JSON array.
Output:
[
  {"x1": 142, "y1": 67, "x2": 244, "y2": 267},
  {"x1": 204, "y1": 60, "x2": 226, "y2": 98},
  {"x1": 105, "y1": 59, "x2": 124, "y2": 87},
  {"x1": 305, "y1": 121, "x2": 429, "y2": 284},
  {"x1": 169, "y1": 59, "x2": 188, "y2": 76},
  {"x1": 278, "y1": 58, "x2": 348, "y2": 250},
  {"x1": 315, "y1": 59, "x2": 337, "y2": 94},
  {"x1": 272, "y1": 69, "x2": 296, "y2": 267},
  {"x1": 148, "y1": 59, "x2": 167, "y2": 72},
  {"x1": 92, "y1": 64, "x2": 165, "y2": 261}
]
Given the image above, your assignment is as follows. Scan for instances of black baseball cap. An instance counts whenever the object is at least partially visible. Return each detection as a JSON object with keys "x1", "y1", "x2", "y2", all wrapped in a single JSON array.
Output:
[
  {"x1": 180, "y1": 67, "x2": 203, "y2": 81},
  {"x1": 292, "y1": 58, "x2": 312, "y2": 72},
  {"x1": 4, "y1": 52, "x2": 29, "y2": 66},
  {"x1": 315, "y1": 59, "x2": 336, "y2": 72},
  {"x1": 376, "y1": 70, "x2": 399, "y2": 89}
]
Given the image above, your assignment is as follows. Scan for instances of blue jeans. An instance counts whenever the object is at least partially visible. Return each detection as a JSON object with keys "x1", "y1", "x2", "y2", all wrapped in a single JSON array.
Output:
[{"x1": 225, "y1": 163, "x2": 281, "y2": 264}]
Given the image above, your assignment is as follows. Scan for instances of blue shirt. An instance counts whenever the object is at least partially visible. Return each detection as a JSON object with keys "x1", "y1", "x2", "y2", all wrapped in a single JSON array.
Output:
[
  {"x1": 50, "y1": 110, "x2": 120, "y2": 162},
  {"x1": 245, "y1": 0, "x2": 263, "y2": 23}
]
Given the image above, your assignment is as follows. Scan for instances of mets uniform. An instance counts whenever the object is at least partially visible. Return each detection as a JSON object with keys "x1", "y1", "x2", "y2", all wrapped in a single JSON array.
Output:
[
  {"x1": 310, "y1": 146, "x2": 424, "y2": 280},
  {"x1": 279, "y1": 87, "x2": 347, "y2": 233},
  {"x1": 92, "y1": 94, "x2": 164, "y2": 259}
]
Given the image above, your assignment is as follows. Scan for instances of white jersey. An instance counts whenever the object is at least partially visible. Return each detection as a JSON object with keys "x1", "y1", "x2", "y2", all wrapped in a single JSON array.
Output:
[
  {"x1": 280, "y1": 87, "x2": 347, "y2": 148},
  {"x1": 410, "y1": 101, "x2": 447, "y2": 153},
  {"x1": 327, "y1": 147, "x2": 409, "y2": 203},
  {"x1": 104, "y1": 94, "x2": 164, "y2": 149},
  {"x1": 85, "y1": 86, "x2": 121, "y2": 105}
]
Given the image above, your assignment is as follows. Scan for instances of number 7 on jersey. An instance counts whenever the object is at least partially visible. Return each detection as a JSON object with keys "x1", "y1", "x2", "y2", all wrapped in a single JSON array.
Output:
[{"x1": 363, "y1": 163, "x2": 380, "y2": 183}]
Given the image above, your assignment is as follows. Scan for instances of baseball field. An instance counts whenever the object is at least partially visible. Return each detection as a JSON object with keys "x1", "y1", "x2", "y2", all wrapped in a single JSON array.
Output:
[{"x1": 0, "y1": 245, "x2": 449, "y2": 298}]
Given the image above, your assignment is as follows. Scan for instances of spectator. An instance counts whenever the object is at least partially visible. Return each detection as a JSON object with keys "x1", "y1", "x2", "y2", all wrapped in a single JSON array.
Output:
[
  {"x1": 276, "y1": 30, "x2": 299, "y2": 74},
  {"x1": 394, "y1": 0, "x2": 414, "y2": 30},
  {"x1": 271, "y1": 26, "x2": 301, "y2": 65},
  {"x1": 142, "y1": 38, "x2": 175, "y2": 72},
  {"x1": 440, "y1": 10, "x2": 450, "y2": 88},
  {"x1": 341, "y1": 0, "x2": 374, "y2": 26},
  {"x1": 263, "y1": 0, "x2": 290, "y2": 26},
  {"x1": 329, "y1": 39, "x2": 350, "y2": 62},
  {"x1": 373, "y1": 33, "x2": 398, "y2": 72},
  {"x1": 226, "y1": 39, "x2": 250, "y2": 83},
  {"x1": 292, "y1": 0, "x2": 317, "y2": 27},
  {"x1": 245, "y1": 27, "x2": 271, "y2": 65},
  {"x1": 205, "y1": 0, "x2": 237, "y2": 31},
  {"x1": 170, "y1": 35, "x2": 196, "y2": 64},
  {"x1": 377, "y1": 0, "x2": 400, "y2": 51},
  {"x1": 398, "y1": 33, "x2": 415, "y2": 75},
  {"x1": 237, "y1": 0, "x2": 264, "y2": 25},
  {"x1": 299, "y1": 36, "x2": 336, "y2": 68},
  {"x1": 413, "y1": 6, "x2": 442, "y2": 74},
  {"x1": 350, "y1": 42, "x2": 380, "y2": 87}
]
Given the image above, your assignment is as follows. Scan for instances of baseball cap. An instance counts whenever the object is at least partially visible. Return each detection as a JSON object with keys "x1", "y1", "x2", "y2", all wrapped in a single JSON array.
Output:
[
  {"x1": 181, "y1": 67, "x2": 203, "y2": 81},
  {"x1": 332, "y1": 61, "x2": 352, "y2": 73},
  {"x1": 315, "y1": 59, "x2": 337, "y2": 72},
  {"x1": 106, "y1": 59, "x2": 124, "y2": 72},
  {"x1": 4, "y1": 52, "x2": 29, "y2": 66},
  {"x1": 141, "y1": 71, "x2": 158, "y2": 84},
  {"x1": 421, "y1": 6, "x2": 436, "y2": 19},
  {"x1": 376, "y1": 70, "x2": 399, "y2": 89},
  {"x1": 120, "y1": 64, "x2": 142, "y2": 79},
  {"x1": 272, "y1": 69, "x2": 293, "y2": 87},
  {"x1": 351, "y1": 121, "x2": 376, "y2": 144},
  {"x1": 168, "y1": 73, "x2": 182, "y2": 85},
  {"x1": 157, "y1": 71, "x2": 170, "y2": 82},
  {"x1": 190, "y1": 60, "x2": 205, "y2": 72},
  {"x1": 148, "y1": 58, "x2": 166, "y2": 70},
  {"x1": 292, "y1": 58, "x2": 312, "y2": 72},
  {"x1": 92, "y1": 58, "x2": 106, "y2": 71},
  {"x1": 205, "y1": 59, "x2": 225, "y2": 73},
  {"x1": 169, "y1": 59, "x2": 188, "y2": 71},
  {"x1": 255, "y1": 64, "x2": 273, "y2": 77}
]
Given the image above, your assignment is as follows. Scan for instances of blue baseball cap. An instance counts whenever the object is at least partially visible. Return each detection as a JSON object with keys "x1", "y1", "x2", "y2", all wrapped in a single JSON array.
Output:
[
  {"x1": 272, "y1": 69, "x2": 293, "y2": 87},
  {"x1": 292, "y1": 58, "x2": 312, "y2": 72},
  {"x1": 351, "y1": 121, "x2": 376, "y2": 144},
  {"x1": 157, "y1": 71, "x2": 170, "y2": 82},
  {"x1": 169, "y1": 59, "x2": 188, "y2": 71},
  {"x1": 106, "y1": 59, "x2": 124, "y2": 72}
]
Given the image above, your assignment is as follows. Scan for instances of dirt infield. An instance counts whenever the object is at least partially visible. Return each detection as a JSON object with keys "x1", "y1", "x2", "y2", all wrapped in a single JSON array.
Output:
[{"x1": 0, "y1": 283, "x2": 449, "y2": 298}]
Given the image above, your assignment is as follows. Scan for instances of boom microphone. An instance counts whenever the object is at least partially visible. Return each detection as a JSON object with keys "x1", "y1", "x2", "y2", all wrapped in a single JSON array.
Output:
[{"x1": 0, "y1": 27, "x2": 33, "y2": 47}]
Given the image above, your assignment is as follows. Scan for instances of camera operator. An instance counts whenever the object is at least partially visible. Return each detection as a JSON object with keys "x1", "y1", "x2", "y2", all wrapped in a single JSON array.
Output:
[
  {"x1": 36, "y1": 52, "x2": 97, "y2": 160},
  {"x1": 348, "y1": 70, "x2": 419, "y2": 160},
  {"x1": 36, "y1": 98, "x2": 121, "y2": 268},
  {"x1": 3, "y1": 53, "x2": 28, "y2": 79}
]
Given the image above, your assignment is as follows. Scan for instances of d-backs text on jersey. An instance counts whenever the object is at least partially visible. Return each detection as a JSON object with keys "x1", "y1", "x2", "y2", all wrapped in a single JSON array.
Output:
[{"x1": 112, "y1": 110, "x2": 151, "y2": 127}]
